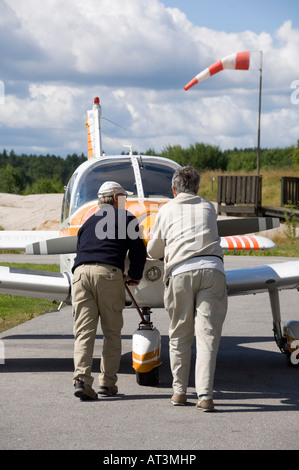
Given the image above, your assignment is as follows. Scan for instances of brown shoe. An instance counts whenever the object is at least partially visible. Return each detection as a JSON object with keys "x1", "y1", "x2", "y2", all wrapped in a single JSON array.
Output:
[
  {"x1": 74, "y1": 380, "x2": 98, "y2": 401},
  {"x1": 171, "y1": 392, "x2": 187, "y2": 406},
  {"x1": 98, "y1": 385, "x2": 118, "y2": 396},
  {"x1": 196, "y1": 396, "x2": 215, "y2": 412}
]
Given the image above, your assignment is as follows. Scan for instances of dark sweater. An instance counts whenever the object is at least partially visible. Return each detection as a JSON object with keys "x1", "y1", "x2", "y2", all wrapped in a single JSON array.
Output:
[{"x1": 72, "y1": 205, "x2": 146, "y2": 280}]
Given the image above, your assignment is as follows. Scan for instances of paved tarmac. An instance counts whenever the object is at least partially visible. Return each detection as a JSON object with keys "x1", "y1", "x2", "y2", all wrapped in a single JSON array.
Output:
[{"x1": 0, "y1": 256, "x2": 299, "y2": 452}]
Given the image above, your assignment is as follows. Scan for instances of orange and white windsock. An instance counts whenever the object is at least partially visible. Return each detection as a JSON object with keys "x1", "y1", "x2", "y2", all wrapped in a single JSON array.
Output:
[{"x1": 184, "y1": 51, "x2": 250, "y2": 91}]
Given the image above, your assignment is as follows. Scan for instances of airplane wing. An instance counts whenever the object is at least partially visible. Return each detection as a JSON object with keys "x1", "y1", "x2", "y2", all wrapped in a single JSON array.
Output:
[
  {"x1": 0, "y1": 265, "x2": 71, "y2": 302},
  {"x1": 20, "y1": 217, "x2": 278, "y2": 254},
  {"x1": 1, "y1": 250, "x2": 298, "y2": 305},
  {"x1": 23, "y1": 233, "x2": 275, "y2": 255},
  {"x1": 0, "y1": 231, "x2": 60, "y2": 250},
  {"x1": 0, "y1": 230, "x2": 71, "y2": 302},
  {"x1": 0, "y1": 216, "x2": 279, "y2": 302},
  {"x1": 0, "y1": 217, "x2": 279, "y2": 251},
  {"x1": 226, "y1": 260, "x2": 299, "y2": 296}
]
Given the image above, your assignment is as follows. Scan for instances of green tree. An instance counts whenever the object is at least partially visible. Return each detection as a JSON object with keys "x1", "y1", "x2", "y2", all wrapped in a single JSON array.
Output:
[
  {"x1": 27, "y1": 177, "x2": 64, "y2": 194},
  {"x1": 0, "y1": 164, "x2": 26, "y2": 193},
  {"x1": 292, "y1": 140, "x2": 299, "y2": 170},
  {"x1": 161, "y1": 143, "x2": 227, "y2": 171},
  {"x1": 226, "y1": 148, "x2": 256, "y2": 172}
]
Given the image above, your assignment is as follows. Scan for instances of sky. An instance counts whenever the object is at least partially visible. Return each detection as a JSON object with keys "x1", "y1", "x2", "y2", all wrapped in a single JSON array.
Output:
[{"x1": 0, "y1": 0, "x2": 298, "y2": 159}]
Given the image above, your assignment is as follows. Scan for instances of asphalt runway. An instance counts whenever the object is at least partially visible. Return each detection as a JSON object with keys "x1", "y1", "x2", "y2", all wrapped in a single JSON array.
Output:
[{"x1": 0, "y1": 255, "x2": 299, "y2": 452}]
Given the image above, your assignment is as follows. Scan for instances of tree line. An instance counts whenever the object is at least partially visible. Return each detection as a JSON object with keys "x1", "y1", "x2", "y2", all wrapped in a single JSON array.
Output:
[
  {"x1": 0, "y1": 150, "x2": 86, "y2": 194},
  {"x1": 0, "y1": 141, "x2": 298, "y2": 195},
  {"x1": 160, "y1": 141, "x2": 298, "y2": 172}
]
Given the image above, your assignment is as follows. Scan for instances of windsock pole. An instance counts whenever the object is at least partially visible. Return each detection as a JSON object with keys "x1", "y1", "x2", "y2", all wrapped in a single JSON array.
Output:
[{"x1": 256, "y1": 51, "x2": 263, "y2": 177}]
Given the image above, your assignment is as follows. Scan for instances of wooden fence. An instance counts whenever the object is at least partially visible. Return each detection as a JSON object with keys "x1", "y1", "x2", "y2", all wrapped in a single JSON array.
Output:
[
  {"x1": 217, "y1": 175, "x2": 262, "y2": 216},
  {"x1": 281, "y1": 177, "x2": 299, "y2": 207}
]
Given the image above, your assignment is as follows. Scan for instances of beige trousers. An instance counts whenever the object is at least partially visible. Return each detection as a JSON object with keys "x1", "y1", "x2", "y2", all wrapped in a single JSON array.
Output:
[
  {"x1": 164, "y1": 268, "x2": 227, "y2": 397},
  {"x1": 72, "y1": 264, "x2": 125, "y2": 387}
]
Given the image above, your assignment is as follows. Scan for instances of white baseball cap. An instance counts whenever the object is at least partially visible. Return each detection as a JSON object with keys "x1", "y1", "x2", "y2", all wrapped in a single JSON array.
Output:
[{"x1": 97, "y1": 181, "x2": 133, "y2": 198}]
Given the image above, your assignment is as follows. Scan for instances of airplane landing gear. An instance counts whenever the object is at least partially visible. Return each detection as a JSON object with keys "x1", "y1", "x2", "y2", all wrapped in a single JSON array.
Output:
[
  {"x1": 125, "y1": 286, "x2": 162, "y2": 386},
  {"x1": 132, "y1": 307, "x2": 161, "y2": 386},
  {"x1": 269, "y1": 289, "x2": 299, "y2": 367}
]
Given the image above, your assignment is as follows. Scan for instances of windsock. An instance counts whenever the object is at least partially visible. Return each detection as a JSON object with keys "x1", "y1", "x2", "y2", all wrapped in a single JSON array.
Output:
[{"x1": 184, "y1": 51, "x2": 250, "y2": 91}]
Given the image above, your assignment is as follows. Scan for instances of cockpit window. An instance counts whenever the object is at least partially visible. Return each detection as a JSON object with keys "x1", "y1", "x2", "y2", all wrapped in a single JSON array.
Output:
[
  {"x1": 72, "y1": 159, "x2": 136, "y2": 213},
  {"x1": 138, "y1": 158, "x2": 179, "y2": 198},
  {"x1": 70, "y1": 156, "x2": 180, "y2": 215},
  {"x1": 61, "y1": 172, "x2": 77, "y2": 222}
]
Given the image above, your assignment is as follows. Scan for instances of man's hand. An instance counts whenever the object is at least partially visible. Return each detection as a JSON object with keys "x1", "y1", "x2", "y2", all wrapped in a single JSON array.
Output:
[
  {"x1": 124, "y1": 275, "x2": 140, "y2": 286},
  {"x1": 145, "y1": 226, "x2": 153, "y2": 241}
]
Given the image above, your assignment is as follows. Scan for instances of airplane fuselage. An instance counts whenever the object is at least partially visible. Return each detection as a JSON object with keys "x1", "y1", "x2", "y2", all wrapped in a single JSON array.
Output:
[{"x1": 59, "y1": 153, "x2": 181, "y2": 307}]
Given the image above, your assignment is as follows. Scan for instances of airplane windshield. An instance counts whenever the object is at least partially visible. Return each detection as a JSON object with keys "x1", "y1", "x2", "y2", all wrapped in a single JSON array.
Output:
[
  {"x1": 139, "y1": 158, "x2": 178, "y2": 198},
  {"x1": 71, "y1": 156, "x2": 180, "y2": 215},
  {"x1": 72, "y1": 159, "x2": 136, "y2": 213}
]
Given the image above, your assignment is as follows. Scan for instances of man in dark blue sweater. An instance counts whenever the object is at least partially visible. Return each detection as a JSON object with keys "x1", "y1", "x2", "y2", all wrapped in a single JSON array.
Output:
[{"x1": 72, "y1": 181, "x2": 146, "y2": 400}]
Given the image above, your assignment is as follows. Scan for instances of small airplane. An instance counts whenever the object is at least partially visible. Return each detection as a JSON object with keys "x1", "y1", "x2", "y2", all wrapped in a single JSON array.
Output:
[{"x1": 0, "y1": 97, "x2": 298, "y2": 373}]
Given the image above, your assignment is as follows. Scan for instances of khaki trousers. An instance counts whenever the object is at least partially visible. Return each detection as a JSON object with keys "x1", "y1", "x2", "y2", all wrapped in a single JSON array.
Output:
[
  {"x1": 164, "y1": 268, "x2": 227, "y2": 397},
  {"x1": 72, "y1": 264, "x2": 125, "y2": 387}
]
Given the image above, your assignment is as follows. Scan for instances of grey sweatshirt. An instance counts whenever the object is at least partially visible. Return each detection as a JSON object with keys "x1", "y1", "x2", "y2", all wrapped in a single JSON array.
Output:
[{"x1": 147, "y1": 192, "x2": 223, "y2": 282}]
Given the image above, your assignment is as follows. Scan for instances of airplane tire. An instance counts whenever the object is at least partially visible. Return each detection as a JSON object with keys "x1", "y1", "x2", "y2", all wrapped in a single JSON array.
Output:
[{"x1": 136, "y1": 367, "x2": 159, "y2": 386}]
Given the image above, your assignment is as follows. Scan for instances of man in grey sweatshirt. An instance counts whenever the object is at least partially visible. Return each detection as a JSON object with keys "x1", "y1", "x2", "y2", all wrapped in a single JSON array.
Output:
[{"x1": 147, "y1": 166, "x2": 227, "y2": 411}]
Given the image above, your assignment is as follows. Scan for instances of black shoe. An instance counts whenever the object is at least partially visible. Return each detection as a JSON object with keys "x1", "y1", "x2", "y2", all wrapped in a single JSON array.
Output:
[{"x1": 74, "y1": 380, "x2": 98, "y2": 401}]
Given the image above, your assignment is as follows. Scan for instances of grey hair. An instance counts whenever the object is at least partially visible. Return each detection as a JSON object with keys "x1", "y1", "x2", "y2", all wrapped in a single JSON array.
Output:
[
  {"x1": 172, "y1": 166, "x2": 200, "y2": 195},
  {"x1": 98, "y1": 195, "x2": 115, "y2": 206}
]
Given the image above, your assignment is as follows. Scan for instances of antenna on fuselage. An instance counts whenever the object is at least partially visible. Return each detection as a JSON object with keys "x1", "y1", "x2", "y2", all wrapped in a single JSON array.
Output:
[{"x1": 123, "y1": 144, "x2": 134, "y2": 156}]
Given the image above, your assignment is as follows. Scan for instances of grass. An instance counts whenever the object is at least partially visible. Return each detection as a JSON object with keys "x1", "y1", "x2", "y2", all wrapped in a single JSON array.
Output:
[{"x1": 0, "y1": 263, "x2": 61, "y2": 333}]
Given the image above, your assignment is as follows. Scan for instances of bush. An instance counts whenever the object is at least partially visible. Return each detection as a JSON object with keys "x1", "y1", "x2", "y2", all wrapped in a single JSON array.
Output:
[
  {"x1": 0, "y1": 164, "x2": 26, "y2": 194},
  {"x1": 292, "y1": 140, "x2": 299, "y2": 170},
  {"x1": 161, "y1": 143, "x2": 228, "y2": 171},
  {"x1": 25, "y1": 178, "x2": 64, "y2": 194}
]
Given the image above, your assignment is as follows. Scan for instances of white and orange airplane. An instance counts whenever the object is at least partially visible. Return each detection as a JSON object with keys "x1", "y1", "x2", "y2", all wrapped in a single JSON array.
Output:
[{"x1": 0, "y1": 97, "x2": 298, "y2": 370}]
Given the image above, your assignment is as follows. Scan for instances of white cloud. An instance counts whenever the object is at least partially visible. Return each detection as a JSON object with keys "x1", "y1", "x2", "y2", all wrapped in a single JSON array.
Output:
[
  {"x1": 1, "y1": 0, "x2": 298, "y2": 157},
  {"x1": 0, "y1": 84, "x2": 83, "y2": 128},
  {"x1": 6, "y1": 0, "x2": 195, "y2": 86}
]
